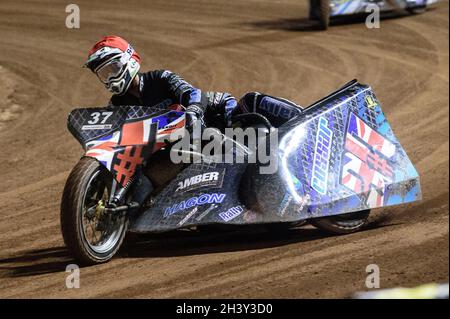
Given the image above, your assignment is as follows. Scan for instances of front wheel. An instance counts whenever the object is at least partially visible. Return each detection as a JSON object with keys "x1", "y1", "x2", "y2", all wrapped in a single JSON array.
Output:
[
  {"x1": 310, "y1": 210, "x2": 370, "y2": 235},
  {"x1": 60, "y1": 157, "x2": 128, "y2": 265}
]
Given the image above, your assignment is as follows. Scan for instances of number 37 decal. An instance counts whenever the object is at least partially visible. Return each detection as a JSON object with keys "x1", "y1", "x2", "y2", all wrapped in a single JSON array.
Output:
[{"x1": 87, "y1": 111, "x2": 113, "y2": 125}]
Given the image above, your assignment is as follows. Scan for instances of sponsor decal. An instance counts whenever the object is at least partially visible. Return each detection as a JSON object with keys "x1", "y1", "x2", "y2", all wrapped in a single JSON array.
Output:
[
  {"x1": 213, "y1": 92, "x2": 224, "y2": 105},
  {"x1": 278, "y1": 194, "x2": 293, "y2": 217},
  {"x1": 161, "y1": 70, "x2": 171, "y2": 78},
  {"x1": 164, "y1": 122, "x2": 181, "y2": 130},
  {"x1": 175, "y1": 170, "x2": 225, "y2": 193},
  {"x1": 190, "y1": 89, "x2": 202, "y2": 104},
  {"x1": 365, "y1": 95, "x2": 378, "y2": 109},
  {"x1": 195, "y1": 204, "x2": 218, "y2": 222},
  {"x1": 260, "y1": 96, "x2": 298, "y2": 119},
  {"x1": 177, "y1": 207, "x2": 198, "y2": 227},
  {"x1": 299, "y1": 194, "x2": 310, "y2": 213},
  {"x1": 311, "y1": 117, "x2": 333, "y2": 195},
  {"x1": 82, "y1": 124, "x2": 113, "y2": 130},
  {"x1": 341, "y1": 112, "x2": 395, "y2": 207},
  {"x1": 164, "y1": 193, "x2": 226, "y2": 217},
  {"x1": 219, "y1": 206, "x2": 244, "y2": 222}
]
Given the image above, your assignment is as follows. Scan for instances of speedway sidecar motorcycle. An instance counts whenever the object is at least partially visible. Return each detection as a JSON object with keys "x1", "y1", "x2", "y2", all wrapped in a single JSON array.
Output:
[{"x1": 61, "y1": 80, "x2": 421, "y2": 265}]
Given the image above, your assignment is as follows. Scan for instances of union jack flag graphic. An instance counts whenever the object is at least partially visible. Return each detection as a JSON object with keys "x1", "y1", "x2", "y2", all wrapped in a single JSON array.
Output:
[
  {"x1": 120, "y1": 111, "x2": 185, "y2": 151},
  {"x1": 154, "y1": 113, "x2": 185, "y2": 151},
  {"x1": 113, "y1": 145, "x2": 144, "y2": 186},
  {"x1": 85, "y1": 131, "x2": 121, "y2": 170},
  {"x1": 120, "y1": 111, "x2": 185, "y2": 146},
  {"x1": 341, "y1": 112, "x2": 396, "y2": 207},
  {"x1": 84, "y1": 109, "x2": 186, "y2": 186}
]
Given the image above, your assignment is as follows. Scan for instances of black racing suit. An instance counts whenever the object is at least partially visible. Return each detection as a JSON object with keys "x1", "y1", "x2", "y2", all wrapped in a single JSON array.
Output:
[
  {"x1": 108, "y1": 69, "x2": 238, "y2": 207},
  {"x1": 109, "y1": 70, "x2": 238, "y2": 129},
  {"x1": 109, "y1": 69, "x2": 302, "y2": 135}
]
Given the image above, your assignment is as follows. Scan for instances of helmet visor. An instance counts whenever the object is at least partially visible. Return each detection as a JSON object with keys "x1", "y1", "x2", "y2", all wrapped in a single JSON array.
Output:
[{"x1": 96, "y1": 59, "x2": 126, "y2": 84}]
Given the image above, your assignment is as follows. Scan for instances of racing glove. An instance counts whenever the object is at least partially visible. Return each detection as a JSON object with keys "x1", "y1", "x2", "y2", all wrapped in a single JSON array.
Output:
[
  {"x1": 185, "y1": 104, "x2": 204, "y2": 130},
  {"x1": 185, "y1": 105, "x2": 205, "y2": 153}
]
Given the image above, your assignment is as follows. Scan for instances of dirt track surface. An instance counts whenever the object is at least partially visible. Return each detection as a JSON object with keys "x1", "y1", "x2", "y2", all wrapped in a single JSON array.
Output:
[{"x1": 0, "y1": 0, "x2": 448, "y2": 298}]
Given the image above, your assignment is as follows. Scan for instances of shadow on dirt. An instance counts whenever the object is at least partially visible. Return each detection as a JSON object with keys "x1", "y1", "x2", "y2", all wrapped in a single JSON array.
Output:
[
  {"x1": 247, "y1": 10, "x2": 419, "y2": 32},
  {"x1": 120, "y1": 220, "x2": 400, "y2": 259},
  {"x1": 0, "y1": 218, "x2": 402, "y2": 277},
  {"x1": 121, "y1": 226, "x2": 323, "y2": 259},
  {"x1": 0, "y1": 247, "x2": 72, "y2": 278}
]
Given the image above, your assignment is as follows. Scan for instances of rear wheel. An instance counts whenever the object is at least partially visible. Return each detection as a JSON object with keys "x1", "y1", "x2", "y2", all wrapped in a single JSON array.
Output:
[
  {"x1": 310, "y1": 210, "x2": 370, "y2": 235},
  {"x1": 309, "y1": 0, "x2": 330, "y2": 30},
  {"x1": 406, "y1": 6, "x2": 427, "y2": 14},
  {"x1": 60, "y1": 157, "x2": 128, "y2": 265}
]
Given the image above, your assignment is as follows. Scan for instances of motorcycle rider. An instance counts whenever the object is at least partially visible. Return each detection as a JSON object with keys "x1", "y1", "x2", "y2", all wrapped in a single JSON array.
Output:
[
  {"x1": 84, "y1": 35, "x2": 302, "y2": 209},
  {"x1": 84, "y1": 35, "x2": 239, "y2": 208}
]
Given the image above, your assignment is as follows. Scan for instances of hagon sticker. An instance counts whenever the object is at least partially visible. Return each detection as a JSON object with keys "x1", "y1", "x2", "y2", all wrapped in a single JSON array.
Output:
[
  {"x1": 311, "y1": 117, "x2": 333, "y2": 195},
  {"x1": 164, "y1": 193, "x2": 226, "y2": 217},
  {"x1": 341, "y1": 112, "x2": 396, "y2": 207}
]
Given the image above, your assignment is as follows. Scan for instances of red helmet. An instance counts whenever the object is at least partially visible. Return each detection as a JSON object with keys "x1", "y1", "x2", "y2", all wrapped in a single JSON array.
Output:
[{"x1": 85, "y1": 36, "x2": 141, "y2": 95}]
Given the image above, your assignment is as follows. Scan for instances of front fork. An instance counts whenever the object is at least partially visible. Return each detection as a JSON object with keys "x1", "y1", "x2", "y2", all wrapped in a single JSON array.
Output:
[
  {"x1": 106, "y1": 176, "x2": 138, "y2": 214},
  {"x1": 107, "y1": 168, "x2": 153, "y2": 215}
]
